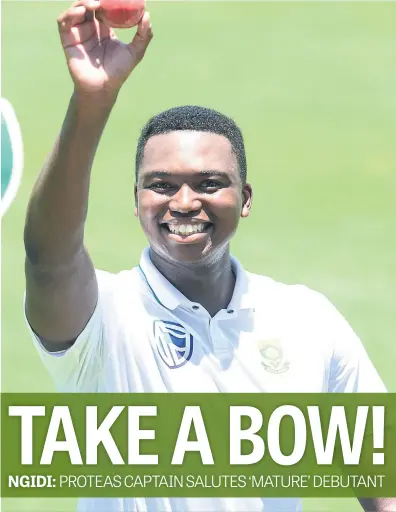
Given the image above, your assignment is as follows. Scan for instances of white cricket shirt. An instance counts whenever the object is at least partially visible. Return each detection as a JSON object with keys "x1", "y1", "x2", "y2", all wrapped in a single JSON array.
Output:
[{"x1": 27, "y1": 248, "x2": 386, "y2": 512}]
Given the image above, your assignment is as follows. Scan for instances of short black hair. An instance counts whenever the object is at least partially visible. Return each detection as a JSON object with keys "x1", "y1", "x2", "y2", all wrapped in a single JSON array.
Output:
[{"x1": 135, "y1": 105, "x2": 247, "y2": 184}]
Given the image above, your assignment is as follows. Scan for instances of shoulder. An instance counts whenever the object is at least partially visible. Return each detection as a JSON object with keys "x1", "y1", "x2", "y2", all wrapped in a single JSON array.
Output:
[
  {"x1": 94, "y1": 266, "x2": 141, "y2": 302},
  {"x1": 246, "y1": 271, "x2": 357, "y2": 352},
  {"x1": 246, "y1": 270, "x2": 333, "y2": 316},
  {"x1": 245, "y1": 270, "x2": 350, "y2": 339},
  {"x1": 247, "y1": 270, "x2": 361, "y2": 346}
]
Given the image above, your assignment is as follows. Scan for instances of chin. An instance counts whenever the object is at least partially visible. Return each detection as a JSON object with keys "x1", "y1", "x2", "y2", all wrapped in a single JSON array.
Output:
[
  {"x1": 167, "y1": 247, "x2": 210, "y2": 265},
  {"x1": 165, "y1": 243, "x2": 230, "y2": 267}
]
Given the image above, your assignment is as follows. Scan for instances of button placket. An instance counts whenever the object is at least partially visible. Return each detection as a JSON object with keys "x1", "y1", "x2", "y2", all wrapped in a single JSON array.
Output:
[
  {"x1": 184, "y1": 304, "x2": 213, "y2": 353},
  {"x1": 210, "y1": 318, "x2": 230, "y2": 359}
]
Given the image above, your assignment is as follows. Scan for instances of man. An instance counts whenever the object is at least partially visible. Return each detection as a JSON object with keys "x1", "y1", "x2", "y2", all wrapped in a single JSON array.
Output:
[{"x1": 23, "y1": 1, "x2": 394, "y2": 511}]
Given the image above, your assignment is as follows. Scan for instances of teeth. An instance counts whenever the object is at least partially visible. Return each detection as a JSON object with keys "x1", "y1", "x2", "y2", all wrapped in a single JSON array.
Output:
[{"x1": 168, "y1": 223, "x2": 207, "y2": 235}]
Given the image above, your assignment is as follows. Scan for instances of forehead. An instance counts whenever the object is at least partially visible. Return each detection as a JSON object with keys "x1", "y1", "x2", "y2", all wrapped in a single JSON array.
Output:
[{"x1": 140, "y1": 131, "x2": 238, "y2": 175}]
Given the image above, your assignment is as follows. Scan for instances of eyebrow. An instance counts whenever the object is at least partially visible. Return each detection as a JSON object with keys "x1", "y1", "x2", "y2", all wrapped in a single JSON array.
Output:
[{"x1": 141, "y1": 170, "x2": 231, "y2": 180}]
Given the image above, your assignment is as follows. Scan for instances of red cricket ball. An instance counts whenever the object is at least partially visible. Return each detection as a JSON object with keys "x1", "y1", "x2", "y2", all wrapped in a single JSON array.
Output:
[{"x1": 100, "y1": 0, "x2": 145, "y2": 29}]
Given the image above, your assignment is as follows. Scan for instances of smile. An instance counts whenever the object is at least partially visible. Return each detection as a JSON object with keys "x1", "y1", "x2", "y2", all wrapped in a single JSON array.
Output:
[{"x1": 161, "y1": 222, "x2": 212, "y2": 239}]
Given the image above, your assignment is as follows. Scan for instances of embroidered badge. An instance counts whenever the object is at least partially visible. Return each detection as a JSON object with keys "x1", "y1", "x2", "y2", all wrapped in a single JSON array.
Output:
[
  {"x1": 154, "y1": 320, "x2": 193, "y2": 369},
  {"x1": 258, "y1": 339, "x2": 290, "y2": 374}
]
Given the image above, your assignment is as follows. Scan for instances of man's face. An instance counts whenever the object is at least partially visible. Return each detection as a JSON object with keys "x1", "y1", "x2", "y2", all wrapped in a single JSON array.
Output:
[{"x1": 135, "y1": 130, "x2": 252, "y2": 265}]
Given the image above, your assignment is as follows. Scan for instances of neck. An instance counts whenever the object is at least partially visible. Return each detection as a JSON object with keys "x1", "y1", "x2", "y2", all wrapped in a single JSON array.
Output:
[{"x1": 149, "y1": 248, "x2": 235, "y2": 317}]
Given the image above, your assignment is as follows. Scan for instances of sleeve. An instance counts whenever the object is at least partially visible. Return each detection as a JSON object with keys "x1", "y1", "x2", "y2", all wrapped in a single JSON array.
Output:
[
  {"x1": 24, "y1": 269, "x2": 115, "y2": 392},
  {"x1": 319, "y1": 295, "x2": 388, "y2": 393}
]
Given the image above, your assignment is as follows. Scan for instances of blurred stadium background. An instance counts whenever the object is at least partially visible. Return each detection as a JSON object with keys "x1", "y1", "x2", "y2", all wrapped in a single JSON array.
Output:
[{"x1": 2, "y1": 1, "x2": 395, "y2": 510}]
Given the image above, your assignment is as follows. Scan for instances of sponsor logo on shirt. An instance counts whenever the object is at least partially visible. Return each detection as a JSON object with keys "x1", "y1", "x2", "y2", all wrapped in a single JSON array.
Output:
[
  {"x1": 154, "y1": 320, "x2": 193, "y2": 369},
  {"x1": 258, "y1": 339, "x2": 289, "y2": 374},
  {"x1": 1, "y1": 99, "x2": 24, "y2": 217}
]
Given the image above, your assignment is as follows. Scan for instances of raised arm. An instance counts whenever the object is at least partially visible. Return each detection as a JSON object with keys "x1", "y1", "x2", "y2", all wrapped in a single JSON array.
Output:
[{"x1": 24, "y1": 0, "x2": 153, "y2": 350}]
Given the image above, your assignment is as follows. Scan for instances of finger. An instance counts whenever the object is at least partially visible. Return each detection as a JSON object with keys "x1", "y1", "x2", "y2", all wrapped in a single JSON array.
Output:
[
  {"x1": 127, "y1": 11, "x2": 153, "y2": 61},
  {"x1": 75, "y1": 0, "x2": 101, "y2": 21},
  {"x1": 95, "y1": 7, "x2": 111, "y2": 27},
  {"x1": 72, "y1": 0, "x2": 100, "y2": 11},
  {"x1": 58, "y1": 5, "x2": 87, "y2": 31},
  {"x1": 57, "y1": 0, "x2": 100, "y2": 30},
  {"x1": 94, "y1": 7, "x2": 104, "y2": 23},
  {"x1": 136, "y1": 11, "x2": 153, "y2": 39}
]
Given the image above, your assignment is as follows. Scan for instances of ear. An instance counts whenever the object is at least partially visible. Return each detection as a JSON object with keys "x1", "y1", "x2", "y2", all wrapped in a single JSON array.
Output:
[
  {"x1": 134, "y1": 184, "x2": 138, "y2": 217},
  {"x1": 241, "y1": 183, "x2": 252, "y2": 218}
]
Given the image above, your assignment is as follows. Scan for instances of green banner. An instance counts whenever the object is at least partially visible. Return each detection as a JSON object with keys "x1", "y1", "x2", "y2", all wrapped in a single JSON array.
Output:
[{"x1": 1, "y1": 393, "x2": 395, "y2": 498}]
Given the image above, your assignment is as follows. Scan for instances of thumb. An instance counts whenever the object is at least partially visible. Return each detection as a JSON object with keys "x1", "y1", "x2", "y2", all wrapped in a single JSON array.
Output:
[{"x1": 127, "y1": 12, "x2": 153, "y2": 63}]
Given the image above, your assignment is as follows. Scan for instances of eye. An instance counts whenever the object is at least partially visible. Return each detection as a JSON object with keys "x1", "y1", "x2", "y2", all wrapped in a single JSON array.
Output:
[
  {"x1": 200, "y1": 180, "x2": 223, "y2": 191},
  {"x1": 149, "y1": 182, "x2": 173, "y2": 191}
]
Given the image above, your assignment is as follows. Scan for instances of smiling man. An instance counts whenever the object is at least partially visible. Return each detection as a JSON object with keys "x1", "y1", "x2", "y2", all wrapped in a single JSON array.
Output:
[
  {"x1": 135, "y1": 114, "x2": 252, "y2": 320},
  {"x1": 23, "y1": 2, "x2": 394, "y2": 512}
]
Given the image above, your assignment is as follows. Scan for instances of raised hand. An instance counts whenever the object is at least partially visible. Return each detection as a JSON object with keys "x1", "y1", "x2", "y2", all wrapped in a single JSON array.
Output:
[{"x1": 57, "y1": 0, "x2": 153, "y2": 97}]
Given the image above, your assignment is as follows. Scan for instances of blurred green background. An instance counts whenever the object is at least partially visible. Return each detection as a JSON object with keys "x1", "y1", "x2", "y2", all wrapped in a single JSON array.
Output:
[{"x1": 2, "y1": 1, "x2": 395, "y2": 510}]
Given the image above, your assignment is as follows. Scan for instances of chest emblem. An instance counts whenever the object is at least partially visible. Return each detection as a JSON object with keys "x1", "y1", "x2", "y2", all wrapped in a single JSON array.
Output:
[
  {"x1": 258, "y1": 339, "x2": 290, "y2": 374},
  {"x1": 153, "y1": 320, "x2": 193, "y2": 369}
]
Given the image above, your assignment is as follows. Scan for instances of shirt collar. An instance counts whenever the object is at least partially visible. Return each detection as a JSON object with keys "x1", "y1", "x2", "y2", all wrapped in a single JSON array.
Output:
[{"x1": 138, "y1": 248, "x2": 255, "y2": 312}]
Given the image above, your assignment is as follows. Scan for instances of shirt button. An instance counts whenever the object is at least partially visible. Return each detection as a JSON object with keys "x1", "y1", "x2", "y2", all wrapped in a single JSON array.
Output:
[
  {"x1": 192, "y1": 305, "x2": 199, "y2": 310},
  {"x1": 227, "y1": 309, "x2": 234, "y2": 314}
]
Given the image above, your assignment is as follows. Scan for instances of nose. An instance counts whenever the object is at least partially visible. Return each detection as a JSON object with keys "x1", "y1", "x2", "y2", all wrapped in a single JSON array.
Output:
[{"x1": 168, "y1": 184, "x2": 202, "y2": 215}]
